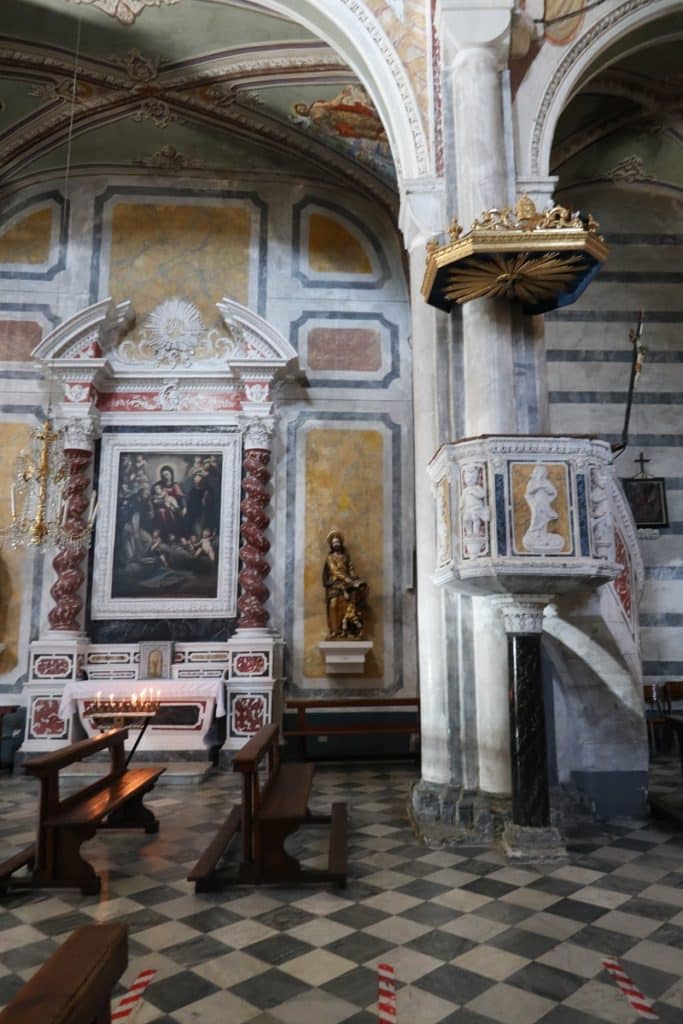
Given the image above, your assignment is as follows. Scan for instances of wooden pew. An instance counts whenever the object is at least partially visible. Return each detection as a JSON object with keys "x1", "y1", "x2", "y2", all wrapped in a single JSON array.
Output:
[
  {"x1": 188, "y1": 723, "x2": 346, "y2": 892},
  {"x1": 283, "y1": 697, "x2": 420, "y2": 760},
  {"x1": 0, "y1": 728, "x2": 165, "y2": 895},
  {"x1": 0, "y1": 922, "x2": 128, "y2": 1024}
]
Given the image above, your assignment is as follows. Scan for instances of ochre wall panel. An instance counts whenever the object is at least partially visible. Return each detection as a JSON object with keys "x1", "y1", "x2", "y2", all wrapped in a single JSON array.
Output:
[
  {"x1": 0, "y1": 208, "x2": 52, "y2": 265},
  {"x1": 108, "y1": 202, "x2": 252, "y2": 326},
  {"x1": 0, "y1": 422, "x2": 33, "y2": 674},
  {"x1": 303, "y1": 428, "x2": 383, "y2": 679},
  {"x1": 308, "y1": 213, "x2": 372, "y2": 274}
]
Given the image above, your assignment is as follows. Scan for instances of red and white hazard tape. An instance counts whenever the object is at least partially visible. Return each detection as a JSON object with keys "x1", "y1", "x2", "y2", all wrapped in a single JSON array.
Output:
[
  {"x1": 112, "y1": 968, "x2": 157, "y2": 1022},
  {"x1": 378, "y1": 962, "x2": 396, "y2": 1022},
  {"x1": 602, "y1": 958, "x2": 658, "y2": 1020}
]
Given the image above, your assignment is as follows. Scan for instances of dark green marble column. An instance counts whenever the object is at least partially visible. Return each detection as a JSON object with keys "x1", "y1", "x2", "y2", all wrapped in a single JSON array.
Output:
[{"x1": 508, "y1": 632, "x2": 549, "y2": 828}]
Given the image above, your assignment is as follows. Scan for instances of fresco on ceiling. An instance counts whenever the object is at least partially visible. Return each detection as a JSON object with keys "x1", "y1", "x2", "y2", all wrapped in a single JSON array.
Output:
[
  {"x1": 64, "y1": 0, "x2": 178, "y2": 25},
  {"x1": 544, "y1": 0, "x2": 586, "y2": 46},
  {"x1": 290, "y1": 85, "x2": 394, "y2": 181},
  {"x1": 365, "y1": 0, "x2": 428, "y2": 134}
]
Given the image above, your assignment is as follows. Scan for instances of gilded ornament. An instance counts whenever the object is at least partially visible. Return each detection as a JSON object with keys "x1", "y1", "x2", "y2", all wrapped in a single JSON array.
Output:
[{"x1": 421, "y1": 194, "x2": 607, "y2": 315}]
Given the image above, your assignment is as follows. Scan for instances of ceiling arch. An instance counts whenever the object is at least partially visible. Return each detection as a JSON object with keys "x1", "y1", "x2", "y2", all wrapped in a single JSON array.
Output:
[
  {"x1": 523, "y1": 0, "x2": 682, "y2": 179},
  {"x1": 0, "y1": 0, "x2": 429, "y2": 205}
]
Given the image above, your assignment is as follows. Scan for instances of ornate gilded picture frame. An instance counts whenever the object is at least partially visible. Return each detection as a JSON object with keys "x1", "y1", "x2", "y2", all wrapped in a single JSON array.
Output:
[
  {"x1": 91, "y1": 431, "x2": 242, "y2": 619},
  {"x1": 622, "y1": 477, "x2": 669, "y2": 529}
]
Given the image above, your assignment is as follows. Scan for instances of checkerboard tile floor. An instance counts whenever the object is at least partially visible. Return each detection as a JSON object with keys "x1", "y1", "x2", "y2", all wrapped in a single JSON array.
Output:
[{"x1": 1, "y1": 757, "x2": 682, "y2": 1023}]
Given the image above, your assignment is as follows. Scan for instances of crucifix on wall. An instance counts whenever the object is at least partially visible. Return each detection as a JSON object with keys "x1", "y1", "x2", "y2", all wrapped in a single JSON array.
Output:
[{"x1": 622, "y1": 451, "x2": 669, "y2": 529}]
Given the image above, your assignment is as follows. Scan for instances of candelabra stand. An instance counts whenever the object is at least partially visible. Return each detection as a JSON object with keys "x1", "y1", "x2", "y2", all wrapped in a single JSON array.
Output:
[{"x1": 86, "y1": 691, "x2": 161, "y2": 766}]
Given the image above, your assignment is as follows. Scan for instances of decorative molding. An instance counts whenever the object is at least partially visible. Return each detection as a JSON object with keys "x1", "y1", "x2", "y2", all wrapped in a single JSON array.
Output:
[
  {"x1": 606, "y1": 155, "x2": 648, "y2": 183},
  {"x1": 117, "y1": 299, "x2": 235, "y2": 369},
  {"x1": 243, "y1": 419, "x2": 274, "y2": 451},
  {"x1": 131, "y1": 99, "x2": 180, "y2": 129},
  {"x1": 336, "y1": 0, "x2": 428, "y2": 176},
  {"x1": 60, "y1": 413, "x2": 101, "y2": 452},
  {"x1": 64, "y1": 0, "x2": 179, "y2": 26},
  {"x1": 494, "y1": 597, "x2": 549, "y2": 635},
  {"x1": 137, "y1": 146, "x2": 201, "y2": 171}
]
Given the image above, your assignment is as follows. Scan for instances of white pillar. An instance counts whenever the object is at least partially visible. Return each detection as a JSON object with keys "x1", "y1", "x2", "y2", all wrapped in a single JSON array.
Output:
[
  {"x1": 440, "y1": 1, "x2": 516, "y2": 798},
  {"x1": 399, "y1": 180, "x2": 452, "y2": 785}
]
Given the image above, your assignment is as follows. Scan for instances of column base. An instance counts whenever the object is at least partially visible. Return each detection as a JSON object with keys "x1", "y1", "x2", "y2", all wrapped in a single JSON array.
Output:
[
  {"x1": 502, "y1": 823, "x2": 567, "y2": 863},
  {"x1": 409, "y1": 780, "x2": 511, "y2": 846}
]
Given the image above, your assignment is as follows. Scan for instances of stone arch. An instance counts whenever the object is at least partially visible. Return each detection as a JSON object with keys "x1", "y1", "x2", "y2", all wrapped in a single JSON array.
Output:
[
  {"x1": 243, "y1": 0, "x2": 429, "y2": 182},
  {"x1": 524, "y1": 0, "x2": 681, "y2": 180}
]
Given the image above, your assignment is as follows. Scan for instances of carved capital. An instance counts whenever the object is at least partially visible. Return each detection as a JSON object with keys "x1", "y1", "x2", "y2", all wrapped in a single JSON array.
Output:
[
  {"x1": 493, "y1": 596, "x2": 549, "y2": 635},
  {"x1": 60, "y1": 412, "x2": 101, "y2": 452},
  {"x1": 437, "y1": 0, "x2": 513, "y2": 66},
  {"x1": 243, "y1": 418, "x2": 274, "y2": 452}
]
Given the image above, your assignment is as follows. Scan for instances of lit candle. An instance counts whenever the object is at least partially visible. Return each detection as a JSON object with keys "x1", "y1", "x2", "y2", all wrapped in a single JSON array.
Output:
[
  {"x1": 96, "y1": 691, "x2": 101, "y2": 709},
  {"x1": 109, "y1": 692, "x2": 114, "y2": 710},
  {"x1": 10, "y1": 484, "x2": 16, "y2": 520},
  {"x1": 132, "y1": 693, "x2": 137, "y2": 708}
]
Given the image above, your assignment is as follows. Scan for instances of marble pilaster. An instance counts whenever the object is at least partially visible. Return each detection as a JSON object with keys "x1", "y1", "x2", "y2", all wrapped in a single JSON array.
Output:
[{"x1": 399, "y1": 181, "x2": 451, "y2": 787}]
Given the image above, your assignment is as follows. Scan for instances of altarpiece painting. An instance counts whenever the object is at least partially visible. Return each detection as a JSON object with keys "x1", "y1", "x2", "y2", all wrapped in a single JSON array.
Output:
[{"x1": 91, "y1": 432, "x2": 241, "y2": 619}]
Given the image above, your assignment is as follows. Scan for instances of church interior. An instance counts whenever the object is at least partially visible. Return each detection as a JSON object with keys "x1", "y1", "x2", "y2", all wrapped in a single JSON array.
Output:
[{"x1": 0, "y1": 0, "x2": 682, "y2": 1020}]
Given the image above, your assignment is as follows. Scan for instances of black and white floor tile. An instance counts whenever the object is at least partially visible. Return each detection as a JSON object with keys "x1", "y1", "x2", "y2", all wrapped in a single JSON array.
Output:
[{"x1": 1, "y1": 756, "x2": 682, "y2": 1022}]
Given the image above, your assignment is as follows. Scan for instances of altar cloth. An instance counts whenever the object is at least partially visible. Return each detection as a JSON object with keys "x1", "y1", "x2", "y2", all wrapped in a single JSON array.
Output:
[{"x1": 58, "y1": 678, "x2": 226, "y2": 721}]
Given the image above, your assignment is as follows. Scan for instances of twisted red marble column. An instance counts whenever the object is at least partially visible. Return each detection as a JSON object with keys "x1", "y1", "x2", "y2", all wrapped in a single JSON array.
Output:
[
  {"x1": 47, "y1": 449, "x2": 92, "y2": 634},
  {"x1": 237, "y1": 448, "x2": 271, "y2": 629}
]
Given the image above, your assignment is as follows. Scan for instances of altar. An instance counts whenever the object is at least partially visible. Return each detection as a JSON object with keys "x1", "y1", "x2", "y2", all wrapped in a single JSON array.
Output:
[{"x1": 58, "y1": 678, "x2": 225, "y2": 754}]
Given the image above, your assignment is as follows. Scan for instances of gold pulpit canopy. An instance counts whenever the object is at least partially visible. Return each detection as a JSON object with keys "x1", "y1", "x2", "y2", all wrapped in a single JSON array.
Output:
[{"x1": 422, "y1": 195, "x2": 608, "y2": 316}]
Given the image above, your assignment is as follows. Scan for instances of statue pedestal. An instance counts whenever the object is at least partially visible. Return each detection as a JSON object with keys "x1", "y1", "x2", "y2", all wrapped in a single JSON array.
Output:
[{"x1": 318, "y1": 640, "x2": 373, "y2": 675}]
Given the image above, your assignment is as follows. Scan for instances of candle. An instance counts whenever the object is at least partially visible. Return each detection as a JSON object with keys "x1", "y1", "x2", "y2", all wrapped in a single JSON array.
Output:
[
  {"x1": 10, "y1": 484, "x2": 16, "y2": 520},
  {"x1": 96, "y1": 691, "x2": 101, "y2": 709}
]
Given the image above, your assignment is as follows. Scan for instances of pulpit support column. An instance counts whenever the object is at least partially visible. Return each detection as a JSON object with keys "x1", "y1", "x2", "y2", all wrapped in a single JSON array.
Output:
[{"x1": 495, "y1": 597, "x2": 565, "y2": 860}]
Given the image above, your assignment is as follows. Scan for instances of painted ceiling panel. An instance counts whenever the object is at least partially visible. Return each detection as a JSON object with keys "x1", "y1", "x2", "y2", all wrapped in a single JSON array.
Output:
[
  {"x1": 0, "y1": 76, "x2": 50, "y2": 133},
  {"x1": 18, "y1": 113, "x2": 331, "y2": 178},
  {"x1": 2, "y1": 0, "x2": 319, "y2": 59},
  {"x1": 0, "y1": 0, "x2": 398, "y2": 195}
]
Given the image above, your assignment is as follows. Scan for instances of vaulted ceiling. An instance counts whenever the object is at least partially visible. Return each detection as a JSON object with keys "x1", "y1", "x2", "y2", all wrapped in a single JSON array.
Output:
[
  {"x1": 0, "y1": 0, "x2": 396, "y2": 203},
  {"x1": 551, "y1": 12, "x2": 683, "y2": 193}
]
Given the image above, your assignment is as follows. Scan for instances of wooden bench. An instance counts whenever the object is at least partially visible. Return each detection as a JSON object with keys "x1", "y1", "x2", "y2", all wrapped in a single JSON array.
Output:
[
  {"x1": 0, "y1": 728, "x2": 165, "y2": 895},
  {"x1": 0, "y1": 922, "x2": 128, "y2": 1024},
  {"x1": 283, "y1": 698, "x2": 420, "y2": 760},
  {"x1": 188, "y1": 723, "x2": 346, "y2": 892}
]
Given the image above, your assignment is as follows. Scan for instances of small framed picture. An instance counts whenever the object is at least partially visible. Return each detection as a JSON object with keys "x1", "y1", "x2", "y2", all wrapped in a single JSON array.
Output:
[
  {"x1": 622, "y1": 477, "x2": 669, "y2": 528},
  {"x1": 139, "y1": 641, "x2": 173, "y2": 681}
]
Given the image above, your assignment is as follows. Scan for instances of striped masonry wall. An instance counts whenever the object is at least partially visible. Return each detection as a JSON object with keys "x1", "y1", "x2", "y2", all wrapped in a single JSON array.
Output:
[{"x1": 547, "y1": 184, "x2": 683, "y2": 684}]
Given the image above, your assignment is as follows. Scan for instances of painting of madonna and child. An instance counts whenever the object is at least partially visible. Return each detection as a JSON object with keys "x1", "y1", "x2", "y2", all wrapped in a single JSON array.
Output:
[{"x1": 91, "y1": 433, "x2": 241, "y2": 620}]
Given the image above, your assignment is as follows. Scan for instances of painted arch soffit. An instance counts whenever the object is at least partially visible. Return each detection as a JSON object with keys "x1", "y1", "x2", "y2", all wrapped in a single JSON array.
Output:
[
  {"x1": 33, "y1": 296, "x2": 298, "y2": 380},
  {"x1": 54, "y1": 0, "x2": 429, "y2": 178},
  {"x1": 519, "y1": 0, "x2": 682, "y2": 179}
]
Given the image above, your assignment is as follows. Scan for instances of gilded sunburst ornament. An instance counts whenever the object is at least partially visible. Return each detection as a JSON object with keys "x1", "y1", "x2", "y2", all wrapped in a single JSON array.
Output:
[
  {"x1": 443, "y1": 252, "x2": 586, "y2": 306},
  {"x1": 64, "y1": 0, "x2": 179, "y2": 26}
]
